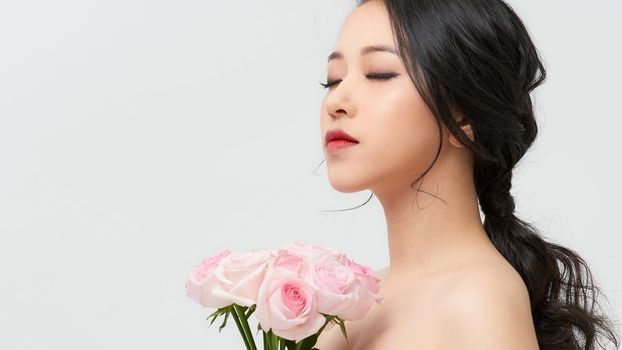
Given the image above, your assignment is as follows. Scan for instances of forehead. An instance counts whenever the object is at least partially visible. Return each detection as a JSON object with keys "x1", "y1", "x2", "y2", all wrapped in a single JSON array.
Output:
[{"x1": 332, "y1": 0, "x2": 396, "y2": 57}]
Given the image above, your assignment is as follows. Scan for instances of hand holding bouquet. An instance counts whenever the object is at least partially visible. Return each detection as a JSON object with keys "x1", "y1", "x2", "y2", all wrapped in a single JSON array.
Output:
[{"x1": 185, "y1": 241, "x2": 384, "y2": 350}]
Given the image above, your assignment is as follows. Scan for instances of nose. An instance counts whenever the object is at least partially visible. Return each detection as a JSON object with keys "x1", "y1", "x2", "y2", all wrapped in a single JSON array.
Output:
[{"x1": 322, "y1": 78, "x2": 356, "y2": 120}]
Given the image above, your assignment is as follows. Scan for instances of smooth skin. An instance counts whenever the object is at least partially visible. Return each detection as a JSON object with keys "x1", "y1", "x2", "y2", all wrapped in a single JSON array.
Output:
[{"x1": 315, "y1": 0, "x2": 539, "y2": 349}]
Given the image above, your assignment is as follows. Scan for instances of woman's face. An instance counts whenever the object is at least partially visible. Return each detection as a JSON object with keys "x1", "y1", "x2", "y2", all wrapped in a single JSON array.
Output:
[{"x1": 320, "y1": 0, "x2": 441, "y2": 195}]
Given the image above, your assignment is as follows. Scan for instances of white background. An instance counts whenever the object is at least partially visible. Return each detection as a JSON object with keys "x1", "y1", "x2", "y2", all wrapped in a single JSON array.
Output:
[{"x1": 1, "y1": 0, "x2": 620, "y2": 349}]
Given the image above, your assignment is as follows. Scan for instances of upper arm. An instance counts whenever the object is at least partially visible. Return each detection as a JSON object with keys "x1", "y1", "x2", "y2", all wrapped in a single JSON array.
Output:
[{"x1": 443, "y1": 268, "x2": 540, "y2": 350}]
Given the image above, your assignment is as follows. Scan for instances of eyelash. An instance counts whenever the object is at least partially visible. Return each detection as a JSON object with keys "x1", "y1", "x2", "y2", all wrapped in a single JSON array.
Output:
[{"x1": 319, "y1": 73, "x2": 398, "y2": 89}]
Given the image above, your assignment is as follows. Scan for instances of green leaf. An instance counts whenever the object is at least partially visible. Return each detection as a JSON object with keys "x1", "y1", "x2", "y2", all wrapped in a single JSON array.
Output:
[
  {"x1": 245, "y1": 304, "x2": 257, "y2": 318},
  {"x1": 337, "y1": 318, "x2": 348, "y2": 342},
  {"x1": 218, "y1": 308, "x2": 230, "y2": 333},
  {"x1": 207, "y1": 306, "x2": 228, "y2": 319},
  {"x1": 208, "y1": 314, "x2": 218, "y2": 327},
  {"x1": 207, "y1": 306, "x2": 230, "y2": 327}
]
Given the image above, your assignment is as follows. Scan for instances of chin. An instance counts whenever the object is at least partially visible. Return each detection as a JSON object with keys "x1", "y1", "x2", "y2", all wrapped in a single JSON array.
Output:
[{"x1": 327, "y1": 175, "x2": 369, "y2": 193}]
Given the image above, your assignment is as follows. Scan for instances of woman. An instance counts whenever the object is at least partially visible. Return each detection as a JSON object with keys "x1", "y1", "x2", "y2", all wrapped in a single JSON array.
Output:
[{"x1": 314, "y1": 0, "x2": 620, "y2": 349}]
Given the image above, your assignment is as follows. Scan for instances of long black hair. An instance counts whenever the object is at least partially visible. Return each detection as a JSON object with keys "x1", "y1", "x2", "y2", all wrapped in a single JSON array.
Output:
[{"x1": 316, "y1": 0, "x2": 620, "y2": 348}]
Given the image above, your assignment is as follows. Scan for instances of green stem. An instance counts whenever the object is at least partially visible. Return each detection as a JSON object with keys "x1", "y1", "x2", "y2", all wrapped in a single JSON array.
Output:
[
  {"x1": 316, "y1": 316, "x2": 333, "y2": 336},
  {"x1": 263, "y1": 331, "x2": 270, "y2": 350},
  {"x1": 270, "y1": 330, "x2": 279, "y2": 350},
  {"x1": 233, "y1": 305, "x2": 258, "y2": 350},
  {"x1": 229, "y1": 306, "x2": 252, "y2": 350}
]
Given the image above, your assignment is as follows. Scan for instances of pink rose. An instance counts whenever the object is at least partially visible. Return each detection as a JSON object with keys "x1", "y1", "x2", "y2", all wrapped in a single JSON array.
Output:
[
  {"x1": 272, "y1": 248, "x2": 305, "y2": 275},
  {"x1": 210, "y1": 249, "x2": 274, "y2": 307},
  {"x1": 346, "y1": 258, "x2": 382, "y2": 295},
  {"x1": 185, "y1": 249, "x2": 232, "y2": 308},
  {"x1": 303, "y1": 254, "x2": 358, "y2": 318},
  {"x1": 284, "y1": 241, "x2": 347, "y2": 264},
  {"x1": 336, "y1": 258, "x2": 384, "y2": 321},
  {"x1": 254, "y1": 257, "x2": 325, "y2": 342}
]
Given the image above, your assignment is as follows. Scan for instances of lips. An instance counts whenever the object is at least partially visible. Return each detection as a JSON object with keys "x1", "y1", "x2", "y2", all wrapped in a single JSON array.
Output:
[{"x1": 325, "y1": 129, "x2": 359, "y2": 145}]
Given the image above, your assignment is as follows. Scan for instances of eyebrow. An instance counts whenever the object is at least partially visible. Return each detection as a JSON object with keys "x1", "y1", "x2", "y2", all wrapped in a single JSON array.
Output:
[{"x1": 327, "y1": 44, "x2": 398, "y2": 62}]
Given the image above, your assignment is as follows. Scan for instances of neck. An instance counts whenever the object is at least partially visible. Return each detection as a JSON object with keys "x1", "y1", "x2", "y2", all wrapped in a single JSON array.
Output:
[{"x1": 372, "y1": 152, "x2": 492, "y2": 281}]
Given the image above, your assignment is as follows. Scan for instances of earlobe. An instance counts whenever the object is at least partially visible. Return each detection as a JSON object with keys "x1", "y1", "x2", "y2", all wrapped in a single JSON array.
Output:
[
  {"x1": 449, "y1": 121, "x2": 475, "y2": 148},
  {"x1": 462, "y1": 123, "x2": 475, "y2": 142}
]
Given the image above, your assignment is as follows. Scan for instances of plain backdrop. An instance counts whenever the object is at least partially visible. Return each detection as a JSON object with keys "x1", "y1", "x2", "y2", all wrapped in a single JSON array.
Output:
[{"x1": 1, "y1": 0, "x2": 620, "y2": 349}]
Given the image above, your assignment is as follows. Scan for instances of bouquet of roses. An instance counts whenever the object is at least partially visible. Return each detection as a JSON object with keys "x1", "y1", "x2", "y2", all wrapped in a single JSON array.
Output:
[{"x1": 185, "y1": 241, "x2": 384, "y2": 350}]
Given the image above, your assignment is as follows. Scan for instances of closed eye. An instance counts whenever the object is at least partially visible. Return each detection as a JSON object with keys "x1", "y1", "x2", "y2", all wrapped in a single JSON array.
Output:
[{"x1": 319, "y1": 72, "x2": 399, "y2": 89}]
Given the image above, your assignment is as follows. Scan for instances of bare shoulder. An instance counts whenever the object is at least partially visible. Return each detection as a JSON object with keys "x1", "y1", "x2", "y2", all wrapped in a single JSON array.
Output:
[
  {"x1": 316, "y1": 262, "x2": 540, "y2": 350},
  {"x1": 440, "y1": 261, "x2": 540, "y2": 350}
]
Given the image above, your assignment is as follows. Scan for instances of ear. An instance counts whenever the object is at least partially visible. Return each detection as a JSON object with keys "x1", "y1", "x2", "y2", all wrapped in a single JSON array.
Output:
[{"x1": 448, "y1": 119, "x2": 475, "y2": 148}]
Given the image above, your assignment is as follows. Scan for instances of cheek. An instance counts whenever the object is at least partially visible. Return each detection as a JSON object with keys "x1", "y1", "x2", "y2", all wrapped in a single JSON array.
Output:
[{"x1": 363, "y1": 88, "x2": 439, "y2": 179}]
